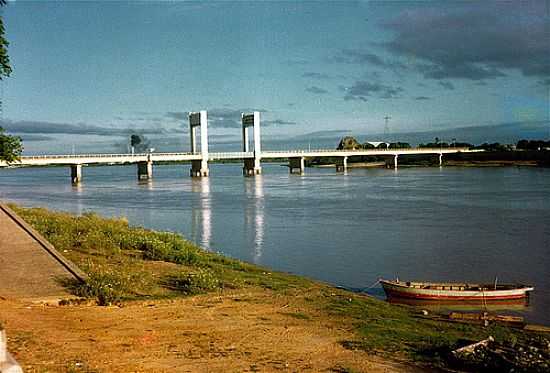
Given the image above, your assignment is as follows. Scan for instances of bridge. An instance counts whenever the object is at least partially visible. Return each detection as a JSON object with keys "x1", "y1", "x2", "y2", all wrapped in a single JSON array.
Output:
[{"x1": 0, "y1": 110, "x2": 477, "y2": 183}]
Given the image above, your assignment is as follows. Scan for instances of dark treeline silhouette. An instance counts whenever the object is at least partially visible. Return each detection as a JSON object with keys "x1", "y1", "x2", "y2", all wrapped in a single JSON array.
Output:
[
  {"x1": 337, "y1": 136, "x2": 411, "y2": 150},
  {"x1": 337, "y1": 136, "x2": 550, "y2": 152},
  {"x1": 516, "y1": 139, "x2": 550, "y2": 150},
  {"x1": 470, "y1": 143, "x2": 512, "y2": 152}
]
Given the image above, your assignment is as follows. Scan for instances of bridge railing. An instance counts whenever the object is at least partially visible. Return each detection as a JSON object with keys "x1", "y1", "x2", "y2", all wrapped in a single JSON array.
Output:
[
  {"x1": 152, "y1": 152, "x2": 195, "y2": 157},
  {"x1": 20, "y1": 152, "x2": 196, "y2": 160},
  {"x1": 15, "y1": 147, "x2": 472, "y2": 162},
  {"x1": 209, "y1": 152, "x2": 254, "y2": 159},
  {"x1": 21, "y1": 153, "x2": 148, "y2": 160}
]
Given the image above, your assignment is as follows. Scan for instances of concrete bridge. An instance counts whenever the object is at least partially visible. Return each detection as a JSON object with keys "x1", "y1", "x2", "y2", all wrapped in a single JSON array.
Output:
[{"x1": 0, "y1": 110, "x2": 477, "y2": 183}]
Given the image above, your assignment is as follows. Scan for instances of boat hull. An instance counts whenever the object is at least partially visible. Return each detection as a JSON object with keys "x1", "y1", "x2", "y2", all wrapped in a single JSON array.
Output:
[{"x1": 380, "y1": 280, "x2": 533, "y2": 301}]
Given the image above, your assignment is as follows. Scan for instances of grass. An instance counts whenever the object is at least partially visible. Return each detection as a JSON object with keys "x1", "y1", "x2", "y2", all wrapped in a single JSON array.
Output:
[
  {"x1": 10, "y1": 204, "x2": 311, "y2": 304},
  {"x1": 322, "y1": 290, "x2": 537, "y2": 366},
  {"x1": 9, "y1": 204, "x2": 544, "y2": 370},
  {"x1": 281, "y1": 311, "x2": 312, "y2": 320}
]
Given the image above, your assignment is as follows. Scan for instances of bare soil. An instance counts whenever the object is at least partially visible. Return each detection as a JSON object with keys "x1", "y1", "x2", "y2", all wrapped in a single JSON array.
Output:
[{"x1": 1, "y1": 289, "x2": 428, "y2": 373}]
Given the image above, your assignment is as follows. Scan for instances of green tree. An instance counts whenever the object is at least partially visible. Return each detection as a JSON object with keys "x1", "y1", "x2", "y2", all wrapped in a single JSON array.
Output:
[
  {"x1": 389, "y1": 142, "x2": 411, "y2": 149},
  {"x1": 0, "y1": 127, "x2": 22, "y2": 163},
  {"x1": 337, "y1": 136, "x2": 362, "y2": 150},
  {"x1": 0, "y1": 0, "x2": 12, "y2": 79},
  {"x1": 0, "y1": 1, "x2": 20, "y2": 163}
]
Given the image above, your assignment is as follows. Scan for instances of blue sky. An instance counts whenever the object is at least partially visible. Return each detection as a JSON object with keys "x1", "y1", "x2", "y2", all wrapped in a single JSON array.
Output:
[{"x1": 1, "y1": 1, "x2": 549, "y2": 153}]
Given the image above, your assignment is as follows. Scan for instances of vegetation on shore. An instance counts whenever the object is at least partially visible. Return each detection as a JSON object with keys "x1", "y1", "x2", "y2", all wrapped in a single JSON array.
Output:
[
  {"x1": 9, "y1": 204, "x2": 550, "y2": 371},
  {"x1": 10, "y1": 204, "x2": 313, "y2": 305},
  {"x1": 311, "y1": 136, "x2": 550, "y2": 168},
  {"x1": 0, "y1": 127, "x2": 23, "y2": 164}
]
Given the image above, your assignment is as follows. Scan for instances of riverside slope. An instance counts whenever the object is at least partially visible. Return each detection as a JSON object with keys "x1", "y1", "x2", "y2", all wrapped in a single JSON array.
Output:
[{"x1": 0, "y1": 203, "x2": 83, "y2": 301}]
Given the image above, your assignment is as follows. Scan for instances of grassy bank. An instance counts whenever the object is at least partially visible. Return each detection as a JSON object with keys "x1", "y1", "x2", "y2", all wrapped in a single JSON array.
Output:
[{"x1": 9, "y1": 205, "x2": 549, "y2": 371}]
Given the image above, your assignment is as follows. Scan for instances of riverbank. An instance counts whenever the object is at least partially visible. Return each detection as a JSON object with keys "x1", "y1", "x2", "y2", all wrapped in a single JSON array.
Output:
[
  {"x1": 1, "y1": 205, "x2": 548, "y2": 372},
  {"x1": 308, "y1": 150, "x2": 550, "y2": 168}
]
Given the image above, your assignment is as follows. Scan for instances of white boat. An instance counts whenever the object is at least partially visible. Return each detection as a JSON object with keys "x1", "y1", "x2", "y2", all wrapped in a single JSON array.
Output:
[{"x1": 379, "y1": 279, "x2": 534, "y2": 301}]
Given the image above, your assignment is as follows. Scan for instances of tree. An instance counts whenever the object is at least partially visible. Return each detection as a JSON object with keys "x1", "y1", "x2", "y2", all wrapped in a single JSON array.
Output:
[
  {"x1": 516, "y1": 139, "x2": 550, "y2": 150},
  {"x1": 0, "y1": 0, "x2": 12, "y2": 79},
  {"x1": 130, "y1": 134, "x2": 151, "y2": 153},
  {"x1": 0, "y1": 126, "x2": 22, "y2": 163},
  {"x1": 389, "y1": 142, "x2": 411, "y2": 149},
  {"x1": 337, "y1": 136, "x2": 362, "y2": 150},
  {"x1": 0, "y1": 2, "x2": 19, "y2": 163}
]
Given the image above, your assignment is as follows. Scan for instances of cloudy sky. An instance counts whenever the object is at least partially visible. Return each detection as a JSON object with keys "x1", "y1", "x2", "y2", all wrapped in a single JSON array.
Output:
[{"x1": 1, "y1": 1, "x2": 549, "y2": 153}]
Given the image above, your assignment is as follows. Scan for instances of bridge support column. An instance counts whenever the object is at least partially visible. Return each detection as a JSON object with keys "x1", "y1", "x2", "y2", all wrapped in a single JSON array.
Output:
[
  {"x1": 190, "y1": 160, "x2": 209, "y2": 177},
  {"x1": 386, "y1": 154, "x2": 398, "y2": 169},
  {"x1": 137, "y1": 160, "x2": 153, "y2": 180},
  {"x1": 439, "y1": 153, "x2": 443, "y2": 166},
  {"x1": 189, "y1": 111, "x2": 209, "y2": 177},
  {"x1": 289, "y1": 157, "x2": 305, "y2": 174},
  {"x1": 243, "y1": 158, "x2": 262, "y2": 176},
  {"x1": 336, "y1": 156, "x2": 348, "y2": 172},
  {"x1": 70, "y1": 164, "x2": 82, "y2": 184},
  {"x1": 242, "y1": 112, "x2": 262, "y2": 176}
]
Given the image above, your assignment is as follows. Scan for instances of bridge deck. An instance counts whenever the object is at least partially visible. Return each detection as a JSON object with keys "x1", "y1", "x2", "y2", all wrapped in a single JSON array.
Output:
[{"x1": 0, "y1": 148, "x2": 474, "y2": 167}]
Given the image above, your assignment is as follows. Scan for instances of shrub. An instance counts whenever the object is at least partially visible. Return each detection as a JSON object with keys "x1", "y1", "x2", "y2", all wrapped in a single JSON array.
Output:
[
  {"x1": 73, "y1": 263, "x2": 141, "y2": 305},
  {"x1": 12, "y1": 205, "x2": 205, "y2": 266},
  {"x1": 169, "y1": 268, "x2": 221, "y2": 295}
]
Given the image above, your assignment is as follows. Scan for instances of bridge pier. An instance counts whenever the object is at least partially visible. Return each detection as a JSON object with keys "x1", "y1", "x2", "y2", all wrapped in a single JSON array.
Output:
[
  {"x1": 242, "y1": 112, "x2": 262, "y2": 176},
  {"x1": 289, "y1": 157, "x2": 305, "y2": 174},
  {"x1": 70, "y1": 164, "x2": 82, "y2": 184},
  {"x1": 189, "y1": 111, "x2": 209, "y2": 177},
  {"x1": 439, "y1": 153, "x2": 443, "y2": 166},
  {"x1": 386, "y1": 154, "x2": 398, "y2": 169},
  {"x1": 243, "y1": 158, "x2": 262, "y2": 176},
  {"x1": 190, "y1": 160, "x2": 209, "y2": 177},
  {"x1": 336, "y1": 156, "x2": 348, "y2": 172},
  {"x1": 137, "y1": 160, "x2": 153, "y2": 180}
]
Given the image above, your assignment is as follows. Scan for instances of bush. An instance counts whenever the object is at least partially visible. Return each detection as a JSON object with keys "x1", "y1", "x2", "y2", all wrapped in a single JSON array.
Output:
[
  {"x1": 73, "y1": 262, "x2": 144, "y2": 305},
  {"x1": 169, "y1": 268, "x2": 221, "y2": 295},
  {"x1": 11, "y1": 205, "x2": 204, "y2": 265}
]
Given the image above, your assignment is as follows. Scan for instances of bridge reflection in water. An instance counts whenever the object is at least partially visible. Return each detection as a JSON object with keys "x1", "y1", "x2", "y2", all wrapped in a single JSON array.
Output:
[
  {"x1": 244, "y1": 176, "x2": 265, "y2": 264},
  {"x1": 191, "y1": 177, "x2": 211, "y2": 249}
]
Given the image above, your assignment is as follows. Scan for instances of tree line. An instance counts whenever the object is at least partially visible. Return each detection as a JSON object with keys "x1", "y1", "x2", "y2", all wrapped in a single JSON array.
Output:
[{"x1": 337, "y1": 136, "x2": 550, "y2": 152}]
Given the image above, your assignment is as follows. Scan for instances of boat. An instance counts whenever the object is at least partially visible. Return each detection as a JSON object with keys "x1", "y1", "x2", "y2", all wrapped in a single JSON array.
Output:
[
  {"x1": 379, "y1": 278, "x2": 534, "y2": 301},
  {"x1": 386, "y1": 297, "x2": 530, "y2": 311}
]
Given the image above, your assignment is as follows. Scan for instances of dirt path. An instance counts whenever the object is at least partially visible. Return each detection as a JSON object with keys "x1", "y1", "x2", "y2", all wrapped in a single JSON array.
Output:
[{"x1": 1, "y1": 289, "x2": 428, "y2": 373}]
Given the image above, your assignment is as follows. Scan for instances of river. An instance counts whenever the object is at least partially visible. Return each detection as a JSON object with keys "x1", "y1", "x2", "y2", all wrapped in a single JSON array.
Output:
[{"x1": 1, "y1": 163, "x2": 549, "y2": 324}]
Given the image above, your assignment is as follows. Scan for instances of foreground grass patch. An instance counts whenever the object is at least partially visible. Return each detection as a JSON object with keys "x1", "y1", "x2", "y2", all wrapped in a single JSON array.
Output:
[{"x1": 10, "y1": 205, "x2": 312, "y2": 303}]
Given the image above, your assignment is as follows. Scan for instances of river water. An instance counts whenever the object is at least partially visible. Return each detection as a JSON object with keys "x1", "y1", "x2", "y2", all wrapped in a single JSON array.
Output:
[{"x1": 1, "y1": 164, "x2": 549, "y2": 324}]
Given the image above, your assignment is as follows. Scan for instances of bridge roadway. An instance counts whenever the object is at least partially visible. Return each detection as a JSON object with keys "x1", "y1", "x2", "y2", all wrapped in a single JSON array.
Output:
[{"x1": 0, "y1": 147, "x2": 475, "y2": 182}]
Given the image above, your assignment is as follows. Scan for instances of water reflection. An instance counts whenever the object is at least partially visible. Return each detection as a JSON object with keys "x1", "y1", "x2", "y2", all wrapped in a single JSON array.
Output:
[
  {"x1": 244, "y1": 175, "x2": 264, "y2": 263},
  {"x1": 72, "y1": 182, "x2": 84, "y2": 216},
  {"x1": 191, "y1": 178, "x2": 211, "y2": 249},
  {"x1": 138, "y1": 179, "x2": 154, "y2": 191}
]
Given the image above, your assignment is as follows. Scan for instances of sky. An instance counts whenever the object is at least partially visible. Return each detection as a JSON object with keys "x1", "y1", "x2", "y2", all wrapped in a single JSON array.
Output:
[{"x1": 1, "y1": 1, "x2": 549, "y2": 154}]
